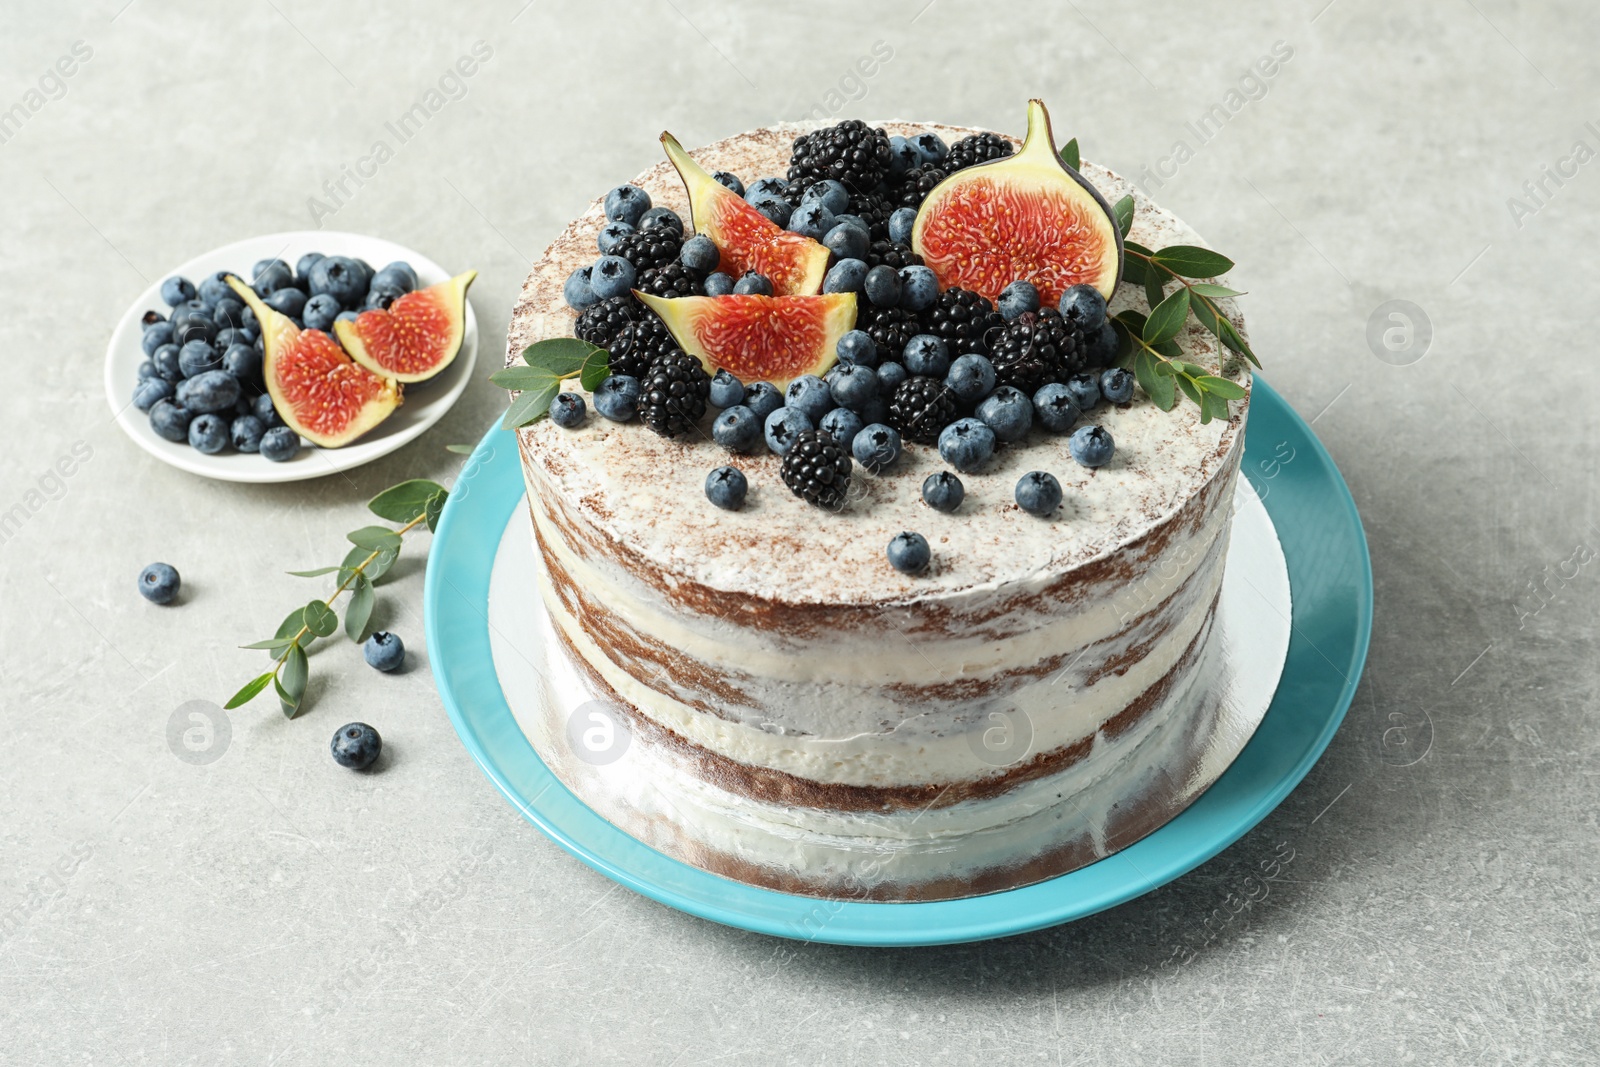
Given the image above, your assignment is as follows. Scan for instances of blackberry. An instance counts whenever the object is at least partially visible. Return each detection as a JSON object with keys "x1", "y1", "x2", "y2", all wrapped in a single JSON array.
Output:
[
  {"x1": 610, "y1": 228, "x2": 680, "y2": 273},
  {"x1": 988, "y1": 309, "x2": 1082, "y2": 392},
  {"x1": 636, "y1": 262, "x2": 706, "y2": 300},
  {"x1": 857, "y1": 304, "x2": 924, "y2": 356},
  {"x1": 573, "y1": 295, "x2": 641, "y2": 348},
  {"x1": 847, "y1": 189, "x2": 897, "y2": 241},
  {"x1": 863, "y1": 239, "x2": 923, "y2": 271},
  {"x1": 888, "y1": 376, "x2": 958, "y2": 445},
  {"x1": 780, "y1": 429, "x2": 853, "y2": 510},
  {"x1": 607, "y1": 315, "x2": 677, "y2": 379},
  {"x1": 925, "y1": 287, "x2": 1004, "y2": 357},
  {"x1": 892, "y1": 165, "x2": 947, "y2": 210},
  {"x1": 787, "y1": 119, "x2": 892, "y2": 196},
  {"x1": 944, "y1": 132, "x2": 1014, "y2": 173},
  {"x1": 638, "y1": 350, "x2": 711, "y2": 439}
]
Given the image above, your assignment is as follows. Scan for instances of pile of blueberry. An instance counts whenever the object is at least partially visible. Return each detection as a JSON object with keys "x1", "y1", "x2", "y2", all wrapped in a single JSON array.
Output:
[{"x1": 132, "y1": 253, "x2": 418, "y2": 460}]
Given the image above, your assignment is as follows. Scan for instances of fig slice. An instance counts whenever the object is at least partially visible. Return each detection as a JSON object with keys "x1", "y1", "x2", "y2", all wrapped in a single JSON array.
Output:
[
  {"x1": 334, "y1": 270, "x2": 477, "y2": 384},
  {"x1": 912, "y1": 99, "x2": 1123, "y2": 306},
  {"x1": 225, "y1": 276, "x2": 401, "y2": 448},
  {"x1": 660, "y1": 132, "x2": 830, "y2": 297},
  {"x1": 636, "y1": 291, "x2": 856, "y2": 388}
]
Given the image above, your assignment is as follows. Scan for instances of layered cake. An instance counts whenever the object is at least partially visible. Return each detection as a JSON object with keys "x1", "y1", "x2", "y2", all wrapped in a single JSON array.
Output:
[{"x1": 501, "y1": 105, "x2": 1253, "y2": 901}]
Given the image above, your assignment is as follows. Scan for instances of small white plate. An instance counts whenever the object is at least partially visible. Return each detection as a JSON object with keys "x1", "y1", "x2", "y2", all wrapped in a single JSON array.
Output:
[{"x1": 104, "y1": 230, "x2": 479, "y2": 483}]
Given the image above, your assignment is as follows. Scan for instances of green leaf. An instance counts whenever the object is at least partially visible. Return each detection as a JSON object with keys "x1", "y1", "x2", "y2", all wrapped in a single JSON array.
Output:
[
  {"x1": 1121, "y1": 254, "x2": 1146, "y2": 286},
  {"x1": 347, "y1": 526, "x2": 403, "y2": 552},
  {"x1": 1198, "y1": 375, "x2": 1247, "y2": 400},
  {"x1": 345, "y1": 575, "x2": 375, "y2": 643},
  {"x1": 578, "y1": 347, "x2": 611, "y2": 392},
  {"x1": 275, "y1": 608, "x2": 308, "y2": 642},
  {"x1": 369, "y1": 479, "x2": 448, "y2": 524},
  {"x1": 1187, "y1": 282, "x2": 1246, "y2": 299},
  {"x1": 302, "y1": 600, "x2": 338, "y2": 638},
  {"x1": 1175, "y1": 373, "x2": 1204, "y2": 407},
  {"x1": 501, "y1": 386, "x2": 556, "y2": 430},
  {"x1": 1114, "y1": 309, "x2": 1149, "y2": 335},
  {"x1": 1144, "y1": 266, "x2": 1165, "y2": 311},
  {"x1": 1143, "y1": 287, "x2": 1191, "y2": 346},
  {"x1": 1134, "y1": 351, "x2": 1176, "y2": 411},
  {"x1": 342, "y1": 543, "x2": 400, "y2": 584},
  {"x1": 488, "y1": 366, "x2": 556, "y2": 391},
  {"x1": 1060, "y1": 138, "x2": 1080, "y2": 171},
  {"x1": 1205, "y1": 392, "x2": 1232, "y2": 422},
  {"x1": 424, "y1": 490, "x2": 448, "y2": 533},
  {"x1": 286, "y1": 566, "x2": 341, "y2": 578},
  {"x1": 279, "y1": 644, "x2": 309, "y2": 718},
  {"x1": 1151, "y1": 244, "x2": 1235, "y2": 278},
  {"x1": 518, "y1": 336, "x2": 604, "y2": 373},
  {"x1": 225, "y1": 672, "x2": 275, "y2": 710},
  {"x1": 445, "y1": 443, "x2": 475, "y2": 455},
  {"x1": 1122, "y1": 239, "x2": 1155, "y2": 257},
  {"x1": 240, "y1": 638, "x2": 295, "y2": 652},
  {"x1": 1215, "y1": 314, "x2": 1261, "y2": 368},
  {"x1": 1112, "y1": 195, "x2": 1135, "y2": 238}
]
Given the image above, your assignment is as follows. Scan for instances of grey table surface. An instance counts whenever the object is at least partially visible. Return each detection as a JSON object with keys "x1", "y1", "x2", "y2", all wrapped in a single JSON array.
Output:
[{"x1": 3, "y1": 1, "x2": 1596, "y2": 1064}]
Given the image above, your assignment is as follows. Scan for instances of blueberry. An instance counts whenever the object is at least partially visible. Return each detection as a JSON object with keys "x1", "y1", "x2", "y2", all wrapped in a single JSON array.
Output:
[
  {"x1": 858, "y1": 394, "x2": 889, "y2": 426},
  {"x1": 177, "y1": 340, "x2": 221, "y2": 379},
  {"x1": 160, "y1": 276, "x2": 196, "y2": 306},
  {"x1": 133, "y1": 376, "x2": 173, "y2": 413},
  {"x1": 372, "y1": 261, "x2": 417, "y2": 293},
  {"x1": 922, "y1": 471, "x2": 964, "y2": 513},
  {"x1": 888, "y1": 207, "x2": 917, "y2": 246},
  {"x1": 186, "y1": 370, "x2": 242, "y2": 414},
  {"x1": 593, "y1": 374, "x2": 641, "y2": 422},
  {"x1": 1069, "y1": 424, "x2": 1115, "y2": 468},
  {"x1": 887, "y1": 531, "x2": 931, "y2": 574},
  {"x1": 693, "y1": 464, "x2": 749, "y2": 513},
  {"x1": 138, "y1": 562, "x2": 180, "y2": 605},
  {"x1": 764, "y1": 406, "x2": 814, "y2": 456},
  {"x1": 911, "y1": 132, "x2": 948, "y2": 165},
  {"x1": 235, "y1": 394, "x2": 256, "y2": 418},
  {"x1": 751, "y1": 198, "x2": 792, "y2": 227},
  {"x1": 938, "y1": 417, "x2": 997, "y2": 473},
  {"x1": 331, "y1": 721, "x2": 383, "y2": 768},
  {"x1": 187, "y1": 412, "x2": 228, "y2": 454},
  {"x1": 898, "y1": 265, "x2": 939, "y2": 312},
  {"x1": 852, "y1": 423, "x2": 903, "y2": 472},
  {"x1": 712, "y1": 171, "x2": 745, "y2": 196},
  {"x1": 141, "y1": 309, "x2": 168, "y2": 329},
  {"x1": 1032, "y1": 383, "x2": 1081, "y2": 433},
  {"x1": 709, "y1": 369, "x2": 745, "y2": 409},
  {"x1": 712, "y1": 405, "x2": 761, "y2": 452},
  {"x1": 787, "y1": 201, "x2": 835, "y2": 240},
  {"x1": 215, "y1": 327, "x2": 250, "y2": 351},
  {"x1": 823, "y1": 258, "x2": 868, "y2": 295},
  {"x1": 703, "y1": 271, "x2": 735, "y2": 297},
  {"x1": 1016, "y1": 471, "x2": 1063, "y2": 515},
  {"x1": 150, "y1": 399, "x2": 193, "y2": 442},
  {"x1": 250, "y1": 259, "x2": 293, "y2": 297},
  {"x1": 153, "y1": 344, "x2": 183, "y2": 382},
  {"x1": 639, "y1": 207, "x2": 683, "y2": 237},
  {"x1": 264, "y1": 287, "x2": 308, "y2": 320},
  {"x1": 745, "y1": 177, "x2": 788, "y2": 202},
  {"x1": 832, "y1": 213, "x2": 870, "y2": 237},
  {"x1": 221, "y1": 343, "x2": 261, "y2": 382},
  {"x1": 563, "y1": 266, "x2": 598, "y2": 309},
  {"x1": 680, "y1": 234, "x2": 720, "y2": 273},
  {"x1": 550, "y1": 392, "x2": 586, "y2": 428},
  {"x1": 977, "y1": 386, "x2": 1033, "y2": 443},
  {"x1": 733, "y1": 272, "x2": 773, "y2": 297},
  {"x1": 302, "y1": 292, "x2": 342, "y2": 332},
  {"x1": 137, "y1": 360, "x2": 158, "y2": 380},
  {"x1": 743, "y1": 381, "x2": 783, "y2": 421},
  {"x1": 171, "y1": 309, "x2": 216, "y2": 347},
  {"x1": 589, "y1": 255, "x2": 636, "y2": 301},
  {"x1": 998, "y1": 280, "x2": 1041, "y2": 321},
  {"x1": 784, "y1": 375, "x2": 835, "y2": 422},
  {"x1": 295, "y1": 252, "x2": 324, "y2": 280},
  {"x1": 363, "y1": 283, "x2": 405, "y2": 312},
  {"x1": 259, "y1": 426, "x2": 301, "y2": 462},
  {"x1": 819, "y1": 407, "x2": 865, "y2": 451},
  {"x1": 800, "y1": 179, "x2": 850, "y2": 215},
  {"x1": 197, "y1": 271, "x2": 232, "y2": 308},
  {"x1": 876, "y1": 361, "x2": 908, "y2": 394},
  {"x1": 308, "y1": 255, "x2": 368, "y2": 308},
  {"x1": 1085, "y1": 321, "x2": 1119, "y2": 367},
  {"x1": 836, "y1": 330, "x2": 878, "y2": 368},
  {"x1": 1058, "y1": 284, "x2": 1108, "y2": 331},
  {"x1": 254, "y1": 393, "x2": 282, "y2": 428},
  {"x1": 864, "y1": 265, "x2": 901, "y2": 308},
  {"x1": 825, "y1": 363, "x2": 875, "y2": 412},
  {"x1": 1063, "y1": 372, "x2": 1101, "y2": 412},
  {"x1": 822, "y1": 222, "x2": 870, "y2": 262},
  {"x1": 168, "y1": 298, "x2": 208, "y2": 331},
  {"x1": 902, "y1": 334, "x2": 950, "y2": 378},
  {"x1": 141, "y1": 321, "x2": 174, "y2": 356},
  {"x1": 596, "y1": 221, "x2": 634, "y2": 255},
  {"x1": 946, "y1": 353, "x2": 997, "y2": 404},
  {"x1": 604, "y1": 184, "x2": 651, "y2": 227},
  {"x1": 887, "y1": 135, "x2": 920, "y2": 178},
  {"x1": 230, "y1": 415, "x2": 265, "y2": 453},
  {"x1": 1100, "y1": 367, "x2": 1135, "y2": 404}
]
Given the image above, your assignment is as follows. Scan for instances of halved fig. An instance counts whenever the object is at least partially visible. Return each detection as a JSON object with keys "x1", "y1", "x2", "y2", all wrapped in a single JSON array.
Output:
[
  {"x1": 225, "y1": 276, "x2": 400, "y2": 448},
  {"x1": 334, "y1": 270, "x2": 476, "y2": 384},
  {"x1": 660, "y1": 132, "x2": 830, "y2": 296},
  {"x1": 636, "y1": 291, "x2": 856, "y2": 387},
  {"x1": 912, "y1": 100, "x2": 1123, "y2": 306}
]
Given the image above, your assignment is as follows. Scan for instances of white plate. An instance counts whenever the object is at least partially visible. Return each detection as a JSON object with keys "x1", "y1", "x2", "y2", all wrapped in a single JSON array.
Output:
[{"x1": 104, "y1": 230, "x2": 478, "y2": 483}]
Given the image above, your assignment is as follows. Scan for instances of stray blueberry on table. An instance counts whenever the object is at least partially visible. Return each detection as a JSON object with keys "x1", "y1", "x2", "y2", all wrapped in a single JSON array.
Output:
[
  {"x1": 363, "y1": 631, "x2": 405, "y2": 672},
  {"x1": 705, "y1": 465, "x2": 749, "y2": 510},
  {"x1": 1069, "y1": 424, "x2": 1115, "y2": 468},
  {"x1": 922, "y1": 471, "x2": 964, "y2": 513},
  {"x1": 887, "y1": 531, "x2": 931, "y2": 574},
  {"x1": 550, "y1": 392, "x2": 586, "y2": 428},
  {"x1": 1015, "y1": 471, "x2": 1063, "y2": 516},
  {"x1": 138, "y1": 562, "x2": 181, "y2": 605},
  {"x1": 330, "y1": 722, "x2": 383, "y2": 770}
]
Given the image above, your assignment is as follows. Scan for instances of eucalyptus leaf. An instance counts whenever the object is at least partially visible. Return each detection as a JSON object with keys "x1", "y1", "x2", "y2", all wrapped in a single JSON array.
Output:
[
  {"x1": 1198, "y1": 375, "x2": 1247, "y2": 400},
  {"x1": 1143, "y1": 287, "x2": 1191, "y2": 346},
  {"x1": 1060, "y1": 138, "x2": 1080, "y2": 171},
  {"x1": 1175, "y1": 373, "x2": 1204, "y2": 407},
  {"x1": 343, "y1": 543, "x2": 400, "y2": 584},
  {"x1": 501, "y1": 386, "x2": 556, "y2": 430},
  {"x1": 1152, "y1": 339, "x2": 1184, "y2": 360},
  {"x1": 1187, "y1": 282, "x2": 1246, "y2": 299},
  {"x1": 518, "y1": 336, "x2": 604, "y2": 372},
  {"x1": 302, "y1": 600, "x2": 338, "y2": 639},
  {"x1": 286, "y1": 566, "x2": 341, "y2": 578},
  {"x1": 275, "y1": 608, "x2": 308, "y2": 641},
  {"x1": 224, "y1": 672, "x2": 275, "y2": 710},
  {"x1": 578, "y1": 348, "x2": 611, "y2": 392},
  {"x1": 280, "y1": 643, "x2": 309, "y2": 717},
  {"x1": 488, "y1": 366, "x2": 555, "y2": 391},
  {"x1": 1150, "y1": 244, "x2": 1235, "y2": 278},
  {"x1": 1205, "y1": 392, "x2": 1232, "y2": 422},
  {"x1": 1144, "y1": 265, "x2": 1165, "y2": 311},
  {"x1": 347, "y1": 526, "x2": 403, "y2": 552},
  {"x1": 424, "y1": 489, "x2": 448, "y2": 533},
  {"x1": 1121, "y1": 255, "x2": 1146, "y2": 286},
  {"x1": 369, "y1": 479, "x2": 447, "y2": 523},
  {"x1": 1122, "y1": 239, "x2": 1155, "y2": 257},
  {"x1": 445, "y1": 443, "x2": 475, "y2": 455},
  {"x1": 1216, "y1": 315, "x2": 1261, "y2": 367},
  {"x1": 1112, "y1": 195, "x2": 1135, "y2": 238},
  {"x1": 1133, "y1": 351, "x2": 1175, "y2": 411},
  {"x1": 240, "y1": 638, "x2": 295, "y2": 652},
  {"x1": 345, "y1": 575, "x2": 375, "y2": 643}
]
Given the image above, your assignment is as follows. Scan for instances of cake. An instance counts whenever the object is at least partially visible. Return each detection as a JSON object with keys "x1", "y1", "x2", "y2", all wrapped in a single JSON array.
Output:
[{"x1": 502, "y1": 112, "x2": 1252, "y2": 902}]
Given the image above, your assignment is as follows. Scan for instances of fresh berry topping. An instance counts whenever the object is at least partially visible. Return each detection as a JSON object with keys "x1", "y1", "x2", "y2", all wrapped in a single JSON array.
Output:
[
  {"x1": 1032, "y1": 382, "x2": 1081, "y2": 433},
  {"x1": 937, "y1": 417, "x2": 997, "y2": 473},
  {"x1": 733, "y1": 271, "x2": 774, "y2": 296},
  {"x1": 784, "y1": 374, "x2": 836, "y2": 422},
  {"x1": 892, "y1": 165, "x2": 948, "y2": 211},
  {"x1": 902, "y1": 334, "x2": 951, "y2": 378},
  {"x1": 897, "y1": 265, "x2": 939, "y2": 312},
  {"x1": 550, "y1": 392, "x2": 586, "y2": 428},
  {"x1": 712, "y1": 171, "x2": 745, "y2": 196},
  {"x1": 876, "y1": 360, "x2": 909, "y2": 395},
  {"x1": 800, "y1": 179, "x2": 851, "y2": 214},
  {"x1": 864, "y1": 265, "x2": 902, "y2": 309},
  {"x1": 788, "y1": 201, "x2": 836, "y2": 240},
  {"x1": 594, "y1": 374, "x2": 641, "y2": 422},
  {"x1": 887, "y1": 531, "x2": 931, "y2": 574},
  {"x1": 589, "y1": 255, "x2": 636, "y2": 300},
  {"x1": 574, "y1": 294, "x2": 641, "y2": 348},
  {"x1": 887, "y1": 207, "x2": 917, "y2": 246},
  {"x1": 921, "y1": 471, "x2": 964, "y2": 513},
  {"x1": 1069, "y1": 424, "x2": 1115, "y2": 468},
  {"x1": 705, "y1": 465, "x2": 748, "y2": 510},
  {"x1": 887, "y1": 375, "x2": 957, "y2": 445},
  {"x1": 604, "y1": 184, "x2": 651, "y2": 227},
  {"x1": 823, "y1": 222, "x2": 871, "y2": 262},
  {"x1": 925, "y1": 286, "x2": 1003, "y2": 357},
  {"x1": 764, "y1": 406, "x2": 813, "y2": 455},
  {"x1": 639, "y1": 351, "x2": 711, "y2": 439},
  {"x1": 607, "y1": 316, "x2": 678, "y2": 379},
  {"x1": 945, "y1": 353, "x2": 997, "y2": 404},
  {"x1": 637, "y1": 261, "x2": 707, "y2": 300},
  {"x1": 988, "y1": 308, "x2": 1082, "y2": 392},
  {"x1": 976, "y1": 385, "x2": 1033, "y2": 443},
  {"x1": 679, "y1": 234, "x2": 720, "y2": 274},
  {"x1": 598, "y1": 221, "x2": 634, "y2": 254},
  {"x1": 259, "y1": 426, "x2": 300, "y2": 462},
  {"x1": 863, "y1": 239, "x2": 923, "y2": 271},
  {"x1": 1057, "y1": 283, "x2": 1109, "y2": 332},
  {"x1": 857, "y1": 304, "x2": 924, "y2": 355},
  {"x1": 823, "y1": 258, "x2": 869, "y2": 294},
  {"x1": 781, "y1": 429, "x2": 853, "y2": 510},
  {"x1": 787, "y1": 119, "x2": 892, "y2": 197},
  {"x1": 836, "y1": 329, "x2": 878, "y2": 367},
  {"x1": 610, "y1": 228, "x2": 681, "y2": 273},
  {"x1": 703, "y1": 271, "x2": 735, "y2": 297},
  {"x1": 852, "y1": 423, "x2": 903, "y2": 472},
  {"x1": 638, "y1": 206, "x2": 684, "y2": 237},
  {"x1": 712, "y1": 405, "x2": 761, "y2": 452},
  {"x1": 998, "y1": 280, "x2": 1041, "y2": 321},
  {"x1": 910, "y1": 132, "x2": 948, "y2": 165},
  {"x1": 708, "y1": 369, "x2": 745, "y2": 409},
  {"x1": 828, "y1": 363, "x2": 878, "y2": 411},
  {"x1": 944, "y1": 131, "x2": 1014, "y2": 172},
  {"x1": 742, "y1": 381, "x2": 784, "y2": 421}
]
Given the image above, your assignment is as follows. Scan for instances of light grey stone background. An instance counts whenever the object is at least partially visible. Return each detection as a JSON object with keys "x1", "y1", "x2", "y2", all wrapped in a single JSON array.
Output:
[{"x1": 2, "y1": 1, "x2": 1595, "y2": 1063}]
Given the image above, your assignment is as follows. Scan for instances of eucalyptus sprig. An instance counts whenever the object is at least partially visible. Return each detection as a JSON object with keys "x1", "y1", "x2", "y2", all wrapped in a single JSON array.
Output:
[
  {"x1": 493, "y1": 337, "x2": 609, "y2": 429},
  {"x1": 224, "y1": 478, "x2": 449, "y2": 718},
  {"x1": 1106, "y1": 193, "x2": 1258, "y2": 423}
]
